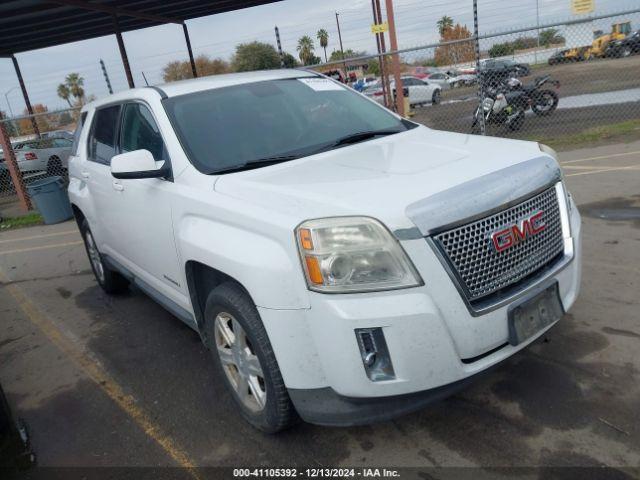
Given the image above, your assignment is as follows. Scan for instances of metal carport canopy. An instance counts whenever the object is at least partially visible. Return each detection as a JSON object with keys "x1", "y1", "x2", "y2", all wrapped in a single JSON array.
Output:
[{"x1": 0, "y1": 0, "x2": 283, "y2": 56}]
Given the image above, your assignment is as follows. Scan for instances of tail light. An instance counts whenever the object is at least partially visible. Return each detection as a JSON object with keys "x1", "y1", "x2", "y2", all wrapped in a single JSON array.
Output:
[
  {"x1": 373, "y1": 91, "x2": 384, "y2": 96},
  {"x1": 24, "y1": 152, "x2": 38, "y2": 160}
]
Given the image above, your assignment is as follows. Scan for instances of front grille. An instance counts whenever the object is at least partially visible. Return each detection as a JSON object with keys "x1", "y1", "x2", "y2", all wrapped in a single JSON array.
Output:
[{"x1": 433, "y1": 186, "x2": 564, "y2": 302}]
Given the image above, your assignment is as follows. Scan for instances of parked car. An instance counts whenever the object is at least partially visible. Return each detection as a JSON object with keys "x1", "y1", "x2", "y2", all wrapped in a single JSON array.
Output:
[
  {"x1": 0, "y1": 137, "x2": 73, "y2": 179},
  {"x1": 365, "y1": 76, "x2": 441, "y2": 106},
  {"x1": 68, "y1": 69, "x2": 581, "y2": 433},
  {"x1": 480, "y1": 58, "x2": 531, "y2": 77},
  {"x1": 424, "y1": 72, "x2": 452, "y2": 89},
  {"x1": 41, "y1": 129, "x2": 74, "y2": 140},
  {"x1": 605, "y1": 30, "x2": 640, "y2": 57}
]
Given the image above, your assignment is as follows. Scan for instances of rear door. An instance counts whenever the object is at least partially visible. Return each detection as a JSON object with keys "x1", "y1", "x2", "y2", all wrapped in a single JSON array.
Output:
[{"x1": 82, "y1": 104, "x2": 122, "y2": 251}]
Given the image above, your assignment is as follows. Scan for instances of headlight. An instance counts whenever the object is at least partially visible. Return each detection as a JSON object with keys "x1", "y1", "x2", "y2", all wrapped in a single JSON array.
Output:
[{"x1": 296, "y1": 217, "x2": 423, "y2": 293}]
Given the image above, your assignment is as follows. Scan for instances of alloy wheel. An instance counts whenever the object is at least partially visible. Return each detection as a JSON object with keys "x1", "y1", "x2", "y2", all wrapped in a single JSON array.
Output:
[
  {"x1": 214, "y1": 312, "x2": 266, "y2": 412},
  {"x1": 85, "y1": 231, "x2": 105, "y2": 283}
]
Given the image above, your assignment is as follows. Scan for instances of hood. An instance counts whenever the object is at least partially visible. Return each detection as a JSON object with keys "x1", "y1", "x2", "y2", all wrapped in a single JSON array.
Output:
[{"x1": 213, "y1": 126, "x2": 554, "y2": 231}]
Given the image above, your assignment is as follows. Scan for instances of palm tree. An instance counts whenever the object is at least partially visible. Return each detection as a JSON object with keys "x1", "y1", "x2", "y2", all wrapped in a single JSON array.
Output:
[
  {"x1": 437, "y1": 15, "x2": 454, "y2": 36},
  {"x1": 65, "y1": 73, "x2": 85, "y2": 103},
  {"x1": 317, "y1": 29, "x2": 329, "y2": 62},
  {"x1": 57, "y1": 83, "x2": 73, "y2": 107},
  {"x1": 297, "y1": 35, "x2": 315, "y2": 66}
]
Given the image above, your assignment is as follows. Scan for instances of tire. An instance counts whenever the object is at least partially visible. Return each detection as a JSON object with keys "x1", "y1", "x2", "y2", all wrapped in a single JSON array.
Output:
[
  {"x1": 203, "y1": 282, "x2": 297, "y2": 433},
  {"x1": 80, "y1": 219, "x2": 129, "y2": 294},
  {"x1": 532, "y1": 90, "x2": 559, "y2": 116},
  {"x1": 621, "y1": 46, "x2": 632, "y2": 58},
  {"x1": 432, "y1": 90, "x2": 441, "y2": 105}
]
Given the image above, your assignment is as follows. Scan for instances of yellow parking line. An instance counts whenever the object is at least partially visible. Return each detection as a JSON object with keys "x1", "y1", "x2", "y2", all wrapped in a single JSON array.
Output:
[
  {"x1": 566, "y1": 164, "x2": 640, "y2": 177},
  {"x1": 0, "y1": 268, "x2": 200, "y2": 476},
  {"x1": 0, "y1": 230, "x2": 78, "y2": 245},
  {"x1": 561, "y1": 150, "x2": 640, "y2": 165},
  {"x1": 0, "y1": 240, "x2": 83, "y2": 256}
]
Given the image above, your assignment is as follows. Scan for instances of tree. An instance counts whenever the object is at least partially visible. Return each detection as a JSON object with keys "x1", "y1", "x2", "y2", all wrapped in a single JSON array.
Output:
[
  {"x1": 297, "y1": 35, "x2": 315, "y2": 66},
  {"x1": 282, "y1": 52, "x2": 299, "y2": 68},
  {"x1": 367, "y1": 58, "x2": 380, "y2": 76},
  {"x1": 18, "y1": 104, "x2": 50, "y2": 135},
  {"x1": 437, "y1": 15, "x2": 454, "y2": 36},
  {"x1": 0, "y1": 111, "x2": 17, "y2": 137},
  {"x1": 539, "y1": 28, "x2": 565, "y2": 47},
  {"x1": 57, "y1": 84, "x2": 73, "y2": 107},
  {"x1": 329, "y1": 49, "x2": 366, "y2": 61},
  {"x1": 65, "y1": 73, "x2": 85, "y2": 103},
  {"x1": 232, "y1": 41, "x2": 281, "y2": 72},
  {"x1": 162, "y1": 54, "x2": 230, "y2": 82},
  {"x1": 434, "y1": 23, "x2": 475, "y2": 66},
  {"x1": 58, "y1": 111, "x2": 73, "y2": 126},
  {"x1": 317, "y1": 29, "x2": 329, "y2": 62}
]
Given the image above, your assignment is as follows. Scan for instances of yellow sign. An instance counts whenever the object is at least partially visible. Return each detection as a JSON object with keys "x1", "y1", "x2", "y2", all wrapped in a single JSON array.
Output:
[
  {"x1": 371, "y1": 22, "x2": 389, "y2": 34},
  {"x1": 572, "y1": 0, "x2": 595, "y2": 14}
]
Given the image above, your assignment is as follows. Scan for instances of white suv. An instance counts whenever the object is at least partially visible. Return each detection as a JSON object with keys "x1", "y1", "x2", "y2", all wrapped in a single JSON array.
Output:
[{"x1": 68, "y1": 70, "x2": 581, "y2": 432}]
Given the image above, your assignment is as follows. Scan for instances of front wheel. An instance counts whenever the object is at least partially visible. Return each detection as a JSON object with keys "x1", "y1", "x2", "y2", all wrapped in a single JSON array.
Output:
[
  {"x1": 203, "y1": 282, "x2": 297, "y2": 433},
  {"x1": 507, "y1": 110, "x2": 525, "y2": 131},
  {"x1": 532, "y1": 90, "x2": 559, "y2": 115}
]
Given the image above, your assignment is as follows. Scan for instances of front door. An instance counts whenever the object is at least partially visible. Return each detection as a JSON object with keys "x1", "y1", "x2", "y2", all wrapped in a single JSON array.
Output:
[{"x1": 107, "y1": 102, "x2": 184, "y2": 301}]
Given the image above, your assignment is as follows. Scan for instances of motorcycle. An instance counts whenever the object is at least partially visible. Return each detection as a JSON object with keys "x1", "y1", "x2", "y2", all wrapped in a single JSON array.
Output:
[
  {"x1": 504, "y1": 75, "x2": 560, "y2": 116},
  {"x1": 471, "y1": 84, "x2": 529, "y2": 132}
]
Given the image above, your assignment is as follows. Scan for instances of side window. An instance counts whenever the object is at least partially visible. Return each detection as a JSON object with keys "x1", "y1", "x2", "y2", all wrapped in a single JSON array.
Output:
[
  {"x1": 70, "y1": 112, "x2": 87, "y2": 156},
  {"x1": 88, "y1": 105, "x2": 120, "y2": 165},
  {"x1": 119, "y1": 103, "x2": 166, "y2": 161},
  {"x1": 54, "y1": 138, "x2": 72, "y2": 148}
]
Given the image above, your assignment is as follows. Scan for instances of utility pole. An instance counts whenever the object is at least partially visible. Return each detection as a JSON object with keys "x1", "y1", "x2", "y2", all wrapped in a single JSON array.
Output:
[
  {"x1": 275, "y1": 26, "x2": 285, "y2": 68},
  {"x1": 100, "y1": 59, "x2": 113, "y2": 94},
  {"x1": 384, "y1": 0, "x2": 404, "y2": 116},
  {"x1": 335, "y1": 12, "x2": 347, "y2": 80},
  {"x1": 473, "y1": 0, "x2": 486, "y2": 135},
  {"x1": 371, "y1": 0, "x2": 390, "y2": 108}
]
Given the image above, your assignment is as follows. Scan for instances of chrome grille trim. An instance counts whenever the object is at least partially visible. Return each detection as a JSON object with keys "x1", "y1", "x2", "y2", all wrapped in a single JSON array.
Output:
[{"x1": 432, "y1": 186, "x2": 565, "y2": 302}]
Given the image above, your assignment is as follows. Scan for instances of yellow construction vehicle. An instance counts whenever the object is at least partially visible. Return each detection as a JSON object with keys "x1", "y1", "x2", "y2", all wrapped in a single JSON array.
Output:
[{"x1": 589, "y1": 21, "x2": 632, "y2": 58}]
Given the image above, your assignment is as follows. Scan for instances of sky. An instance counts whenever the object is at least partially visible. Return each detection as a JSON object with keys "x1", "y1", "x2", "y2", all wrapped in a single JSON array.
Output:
[{"x1": 0, "y1": 0, "x2": 637, "y2": 114}]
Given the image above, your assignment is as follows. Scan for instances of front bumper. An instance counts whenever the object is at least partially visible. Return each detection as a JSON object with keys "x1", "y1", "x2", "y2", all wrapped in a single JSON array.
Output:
[{"x1": 258, "y1": 197, "x2": 582, "y2": 425}]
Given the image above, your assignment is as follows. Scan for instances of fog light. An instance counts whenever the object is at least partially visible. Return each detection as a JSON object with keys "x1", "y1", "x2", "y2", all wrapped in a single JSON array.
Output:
[{"x1": 355, "y1": 328, "x2": 395, "y2": 381}]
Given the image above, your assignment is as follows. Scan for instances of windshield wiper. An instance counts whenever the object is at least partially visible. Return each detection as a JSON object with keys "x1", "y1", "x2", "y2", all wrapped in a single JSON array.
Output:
[
  {"x1": 212, "y1": 155, "x2": 300, "y2": 174},
  {"x1": 330, "y1": 129, "x2": 402, "y2": 148}
]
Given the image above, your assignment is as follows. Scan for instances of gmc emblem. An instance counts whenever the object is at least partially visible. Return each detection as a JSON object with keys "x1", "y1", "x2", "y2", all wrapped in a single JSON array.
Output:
[{"x1": 491, "y1": 211, "x2": 545, "y2": 253}]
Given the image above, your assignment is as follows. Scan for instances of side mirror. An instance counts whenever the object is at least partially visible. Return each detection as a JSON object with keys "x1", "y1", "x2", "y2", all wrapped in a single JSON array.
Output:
[{"x1": 111, "y1": 149, "x2": 168, "y2": 179}]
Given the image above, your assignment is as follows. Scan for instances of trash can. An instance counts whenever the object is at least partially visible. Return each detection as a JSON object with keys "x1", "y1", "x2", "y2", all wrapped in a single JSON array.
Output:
[{"x1": 26, "y1": 176, "x2": 73, "y2": 225}]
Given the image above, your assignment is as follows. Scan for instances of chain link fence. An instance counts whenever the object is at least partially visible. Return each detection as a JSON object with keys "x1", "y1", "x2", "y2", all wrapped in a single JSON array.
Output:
[
  {"x1": 1, "y1": 8, "x2": 639, "y2": 212},
  {"x1": 314, "y1": 8, "x2": 640, "y2": 145},
  {"x1": 0, "y1": 107, "x2": 80, "y2": 211}
]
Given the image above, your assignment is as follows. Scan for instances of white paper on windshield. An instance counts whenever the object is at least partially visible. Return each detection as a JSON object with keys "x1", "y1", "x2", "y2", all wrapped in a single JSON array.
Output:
[{"x1": 298, "y1": 78, "x2": 344, "y2": 91}]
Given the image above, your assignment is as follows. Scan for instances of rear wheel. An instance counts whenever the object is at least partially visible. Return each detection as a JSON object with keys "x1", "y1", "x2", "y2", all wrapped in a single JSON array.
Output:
[
  {"x1": 80, "y1": 219, "x2": 129, "y2": 294},
  {"x1": 532, "y1": 90, "x2": 559, "y2": 115},
  {"x1": 203, "y1": 283, "x2": 297, "y2": 433},
  {"x1": 432, "y1": 90, "x2": 441, "y2": 105}
]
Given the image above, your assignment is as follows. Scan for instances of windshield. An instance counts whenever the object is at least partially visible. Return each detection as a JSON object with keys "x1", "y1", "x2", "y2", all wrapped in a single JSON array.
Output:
[{"x1": 163, "y1": 77, "x2": 414, "y2": 174}]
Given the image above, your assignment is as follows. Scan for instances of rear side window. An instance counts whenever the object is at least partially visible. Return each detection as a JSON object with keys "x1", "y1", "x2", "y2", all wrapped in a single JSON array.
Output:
[
  {"x1": 70, "y1": 112, "x2": 87, "y2": 156},
  {"x1": 119, "y1": 103, "x2": 166, "y2": 161},
  {"x1": 88, "y1": 105, "x2": 120, "y2": 165}
]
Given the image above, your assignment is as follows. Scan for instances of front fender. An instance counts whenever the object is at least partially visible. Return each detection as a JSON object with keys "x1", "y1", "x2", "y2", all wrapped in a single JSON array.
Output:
[{"x1": 177, "y1": 215, "x2": 310, "y2": 310}]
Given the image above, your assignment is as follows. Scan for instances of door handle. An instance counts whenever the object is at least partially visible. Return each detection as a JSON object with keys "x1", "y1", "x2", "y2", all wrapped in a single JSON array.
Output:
[
  {"x1": 81, "y1": 171, "x2": 90, "y2": 179},
  {"x1": 112, "y1": 181, "x2": 124, "y2": 191}
]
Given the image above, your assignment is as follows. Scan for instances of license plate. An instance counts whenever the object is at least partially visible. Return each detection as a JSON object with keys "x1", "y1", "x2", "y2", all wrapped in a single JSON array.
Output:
[{"x1": 508, "y1": 283, "x2": 564, "y2": 346}]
